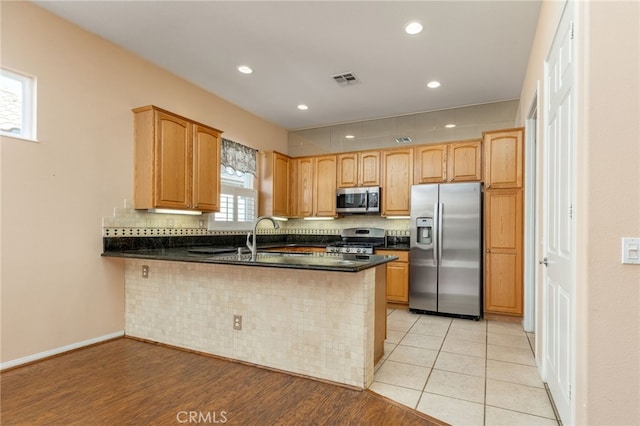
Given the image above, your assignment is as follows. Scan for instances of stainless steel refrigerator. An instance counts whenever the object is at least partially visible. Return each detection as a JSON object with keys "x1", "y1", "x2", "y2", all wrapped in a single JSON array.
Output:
[{"x1": 409, "y1": 182, "x2": 482, "y2": 319}]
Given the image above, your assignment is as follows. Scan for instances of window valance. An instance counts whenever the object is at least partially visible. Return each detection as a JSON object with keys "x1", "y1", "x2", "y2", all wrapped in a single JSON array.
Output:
[{"x1": 221, "y1": 138, "x2": 257, "y2": 177}]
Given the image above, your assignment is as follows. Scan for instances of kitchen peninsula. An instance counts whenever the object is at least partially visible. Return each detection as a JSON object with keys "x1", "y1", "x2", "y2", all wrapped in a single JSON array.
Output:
[{"x1": 103, "y1": 242, "x2": 396, "y2": 389}]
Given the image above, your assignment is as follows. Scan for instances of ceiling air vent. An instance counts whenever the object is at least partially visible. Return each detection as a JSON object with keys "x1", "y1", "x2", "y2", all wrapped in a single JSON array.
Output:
[
  {"x1": 395, "y1": 136, "x2": 412, "y2": 144},
  {"x1": 331, "y1": 72, "x2": 360, "y2": 86}
]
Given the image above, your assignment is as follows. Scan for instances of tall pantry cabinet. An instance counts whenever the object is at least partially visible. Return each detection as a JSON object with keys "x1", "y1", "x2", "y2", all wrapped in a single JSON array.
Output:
[{"x1": 483, "y1": 128, "x2": 525, "y2": 317}]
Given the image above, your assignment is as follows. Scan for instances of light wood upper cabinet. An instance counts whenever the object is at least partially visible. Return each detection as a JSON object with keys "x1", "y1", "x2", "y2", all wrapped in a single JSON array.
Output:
[
  {"x1": 414, "y1": 140, "x2": 481, "y2": 184},
  {"x1": 336, "y1": 153, "x2": 358, "y2": 187},
  {"x1": 259, "y1": 151, "x2": 290, "y2": 217},
  {"x1": 414, "y1": 144, "x2": 448, "y2": 184},
  {"x1": 294, "y1": 157, "x2": 315, "y2": 217},
  {"x1": 192, "y1": 124, "x2": 222, "y2": 211},
  {"x1": 483, "y1": 128, "x2": 524, "y2": 189},
  {"x1": 314, "y1": 155, "x2": 337, "y2": 216},
  {"x1": 484, "y1": 188, "x2": 523, "y2": 315},
  {"x1": 448, "y1": 139, "x2": 482, "y2": 182},
  {"x1": 133, "y1": 105, "x2": 222, "y2": 212},
  {"x1": 292, "y1": 155, "x2": 336, "y2": 218},
  {"x1": 337, "y1": 151, "x2": 380, "y2": 187},
  {"x1": 381, "y1": 148, "x2": 413, "y2": 216},
  {"x1": 360, "y1": 151, "x2": 381, "y2": 186}
]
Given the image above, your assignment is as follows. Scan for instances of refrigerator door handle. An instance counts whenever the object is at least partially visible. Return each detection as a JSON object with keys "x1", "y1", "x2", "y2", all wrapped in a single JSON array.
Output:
[
  {"x1": 438, "y1": 203, "x2": 444, "y2": 265},
  {"x1": 433, "y1": 203, "x2": 439, "y2": 265}
]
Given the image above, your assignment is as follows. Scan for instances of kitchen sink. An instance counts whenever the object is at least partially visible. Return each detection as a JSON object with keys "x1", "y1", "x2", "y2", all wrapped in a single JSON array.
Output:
[
  {"x1": 206, "y1": 251, "x2": 373, "y2": 269},
  {"x1": 187, "y1": 246, "x2": 238, "y2": 255}
]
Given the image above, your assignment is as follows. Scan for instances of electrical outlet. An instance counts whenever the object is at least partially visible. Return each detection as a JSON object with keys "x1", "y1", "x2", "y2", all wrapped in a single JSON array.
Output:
[
  {"x1": 199, "y1": 219, "x2": 205, "y2": 228},
  {"x1": 233, "y1": 315, "x2": 242, "y2": 331},
  {"x1": 167, "y1": 219, "x2": 174, "y2": 228},
  {"x1": 142, "y1": 265, "x2": 149, "y2": 278}
]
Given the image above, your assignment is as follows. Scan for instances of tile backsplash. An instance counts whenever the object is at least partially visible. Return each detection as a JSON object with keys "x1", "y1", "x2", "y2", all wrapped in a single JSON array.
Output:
[{"x1": 103, "y1": 201, "x2": 409, "y2": 238}]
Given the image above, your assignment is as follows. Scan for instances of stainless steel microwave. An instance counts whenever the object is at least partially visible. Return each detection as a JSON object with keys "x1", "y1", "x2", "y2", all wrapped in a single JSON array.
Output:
[{"x1": 336, "y1": 187, "x2": 381, "y2": 214}]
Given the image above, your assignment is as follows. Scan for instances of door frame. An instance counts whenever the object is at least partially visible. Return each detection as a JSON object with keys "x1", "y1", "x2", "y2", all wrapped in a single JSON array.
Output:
[{"x1": 523, "y1": 86, "x2": 540, "y2": 333}]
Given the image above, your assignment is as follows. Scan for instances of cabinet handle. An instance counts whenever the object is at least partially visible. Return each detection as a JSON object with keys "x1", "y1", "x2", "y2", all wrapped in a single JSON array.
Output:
[{"x1": 486, "y1": 249, "x2": 491, "y2": 253}]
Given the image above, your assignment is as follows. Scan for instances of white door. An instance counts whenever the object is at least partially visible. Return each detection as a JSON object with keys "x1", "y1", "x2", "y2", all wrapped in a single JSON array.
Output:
[{"x1": 542, "y1": 1, "x2": 575, "y2": 423}]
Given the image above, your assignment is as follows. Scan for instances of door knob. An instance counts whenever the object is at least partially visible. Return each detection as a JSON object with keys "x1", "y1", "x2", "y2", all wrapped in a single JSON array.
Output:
[{"x1": 539, "y1": 257, "x2": 549, "y2": 266}]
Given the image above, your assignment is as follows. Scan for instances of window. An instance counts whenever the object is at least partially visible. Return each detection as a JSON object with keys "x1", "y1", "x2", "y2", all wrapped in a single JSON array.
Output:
[
  {"x1": 208, "y1": 168, "x2": 257, "y2": 230},
  {"x1": 1, "y1": 68, "x2": 36, "y2": 140}
]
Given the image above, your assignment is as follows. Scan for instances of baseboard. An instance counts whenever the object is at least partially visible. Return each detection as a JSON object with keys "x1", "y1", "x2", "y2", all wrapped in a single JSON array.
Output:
[
  {"x1": 0, "y1": 331, "x2": 125, "y2": 371},
  {"x1": 483, "y1": 312, "x2": 523, "y2": 323}
]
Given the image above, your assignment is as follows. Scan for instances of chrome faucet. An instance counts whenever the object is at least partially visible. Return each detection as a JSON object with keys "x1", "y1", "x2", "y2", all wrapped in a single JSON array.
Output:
[{"x1": 246, "y1": 216, "x2": 280, "y2": 261}]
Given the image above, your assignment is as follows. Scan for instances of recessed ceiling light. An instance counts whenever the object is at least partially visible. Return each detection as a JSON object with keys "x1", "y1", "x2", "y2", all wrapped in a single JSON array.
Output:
[
  {"x1": 427, "y1": 81, "x2": 441, "y2": 89},
  {"x1": 237, "y1": 65, "x2": 253, "y2": 74},
  {"x1": 297, "y1": 104, "x2": 309, "y2": 111},
  {"x1": 405, "y1": 22, "x2": 423, "y2": 35},
  {"x1": 445, "y1": 124, "x2": 456, "y2": 128},
  {"x1": 345, "y1": 135, "x2": 355, "y2": 139}
]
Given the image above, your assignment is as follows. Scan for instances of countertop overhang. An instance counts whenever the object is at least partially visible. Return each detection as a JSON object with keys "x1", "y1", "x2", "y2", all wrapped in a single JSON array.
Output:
[{"x1": 102, "y1": 245, "x2": 398, "y2": 272}]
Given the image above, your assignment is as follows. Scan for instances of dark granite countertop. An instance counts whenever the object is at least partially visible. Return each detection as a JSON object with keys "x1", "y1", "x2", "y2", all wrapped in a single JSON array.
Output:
[{"x1": 102, "y1": 245, "x2": 397, "y2": 272}]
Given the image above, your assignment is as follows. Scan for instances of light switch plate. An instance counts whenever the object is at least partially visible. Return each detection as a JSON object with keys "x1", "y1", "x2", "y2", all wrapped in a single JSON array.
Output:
[{"x1": 621, "y1": 238, "x2": 640, "y2": 264}]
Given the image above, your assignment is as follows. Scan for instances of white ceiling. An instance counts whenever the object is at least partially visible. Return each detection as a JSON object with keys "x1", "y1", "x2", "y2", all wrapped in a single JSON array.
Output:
[{"x1": 33, "y1": 1, "x2": 541, "y2": 131}]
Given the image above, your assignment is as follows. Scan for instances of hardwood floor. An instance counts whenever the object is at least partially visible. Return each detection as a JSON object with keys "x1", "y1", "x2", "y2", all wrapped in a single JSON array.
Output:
[{"x1": 1, "y1": 338, "x2": 445, "y2": 425}]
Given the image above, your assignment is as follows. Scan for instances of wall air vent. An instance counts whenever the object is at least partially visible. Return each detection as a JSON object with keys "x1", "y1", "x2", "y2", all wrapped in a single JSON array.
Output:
[
  {"x1": 395, "y1": 136, "x2": 412, "y2": 144},
  {"x1": 331, "y1": 72, "x2": 360, "y2": 86}
]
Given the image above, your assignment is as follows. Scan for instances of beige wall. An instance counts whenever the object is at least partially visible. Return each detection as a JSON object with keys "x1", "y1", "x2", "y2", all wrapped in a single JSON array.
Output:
[
  {"x1": 518, "y1": 1, "x2": 640, "y2": 424},
  {"x1": 0, "y1": 1, "x2": 287, "y2": 364},
  {"x1": 289, "y1": 100, "x2": 519, "y2": 157}
]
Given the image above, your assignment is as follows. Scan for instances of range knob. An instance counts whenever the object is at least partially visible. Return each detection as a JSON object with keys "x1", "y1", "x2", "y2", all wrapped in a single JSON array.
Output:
[{"x1": 344, "y1": 247, "x2": 351, "y2": 253}]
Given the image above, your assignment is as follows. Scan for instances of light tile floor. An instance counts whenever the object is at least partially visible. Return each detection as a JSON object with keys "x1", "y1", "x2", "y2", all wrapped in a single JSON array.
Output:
[{"x1": 370, "y1": 309, "x2": 560, "y2": 426}]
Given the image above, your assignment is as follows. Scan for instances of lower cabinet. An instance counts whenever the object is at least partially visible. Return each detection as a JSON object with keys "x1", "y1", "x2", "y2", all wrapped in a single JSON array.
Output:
[
  {"x1": 376, "y1": 250, "x2": 409, "y2": 304},
  {"x1": 484, "y1": 189, "x2": 523, "y2": 315}
]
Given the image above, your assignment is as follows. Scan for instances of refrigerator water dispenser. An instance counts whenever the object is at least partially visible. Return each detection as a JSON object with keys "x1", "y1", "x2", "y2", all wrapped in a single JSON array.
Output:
[{"x1": 416, "y1": 217, "x2": 433, "y2": 246}]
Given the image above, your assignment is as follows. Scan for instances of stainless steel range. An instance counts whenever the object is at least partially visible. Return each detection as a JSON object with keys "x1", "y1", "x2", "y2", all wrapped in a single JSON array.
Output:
[{"x1": 326, "y1": 227, "x2": 386, "y2": 254}]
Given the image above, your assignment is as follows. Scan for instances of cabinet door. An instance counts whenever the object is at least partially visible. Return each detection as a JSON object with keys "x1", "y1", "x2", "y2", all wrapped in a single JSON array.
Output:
[
  {"x1": 483, "y1": 128, "x2": 523, "y2": 189},
  {"x1": 448, "y1": 140, "x2": 482, "y2": 182},
  {"x1": 386, "y1": 262, "x2": 409, "y2": 303},
  {"x1": 484, "y1": 189, "x2": 523, "y2": 315},
  {"x1": 314, "y1": 155, "x2": 337, "y2": 216},
  {"x1": 381, "y1": 148, "x2": 413, "y2": 216},
  {"x1": 359, "y1": 151, "x2": 380, "y2": 186},
  {"x1": 155, "y1": 111, "x2": 191, "y2": 209},
  {"x1": 336, "y1": 153, "x2": 358, "y2": 188},
  {"x1": 272, "y1": 152, "x2": 290, "y2": 216},
  {"x1": 295, "y1": 157, "x2": 314, "y2": 217},
  {"x1": 192, "y1": 124, "x2": 221, "y2": 212},
  {"x1": 260, "y1": 151, "x2": 291, "y2": 217},
  {"x1": 414, "y1": 144, "x2": 448, "y2": 184},
  {"x1": 377, "y1": 250, "x2": 409, "y2": 303}
]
